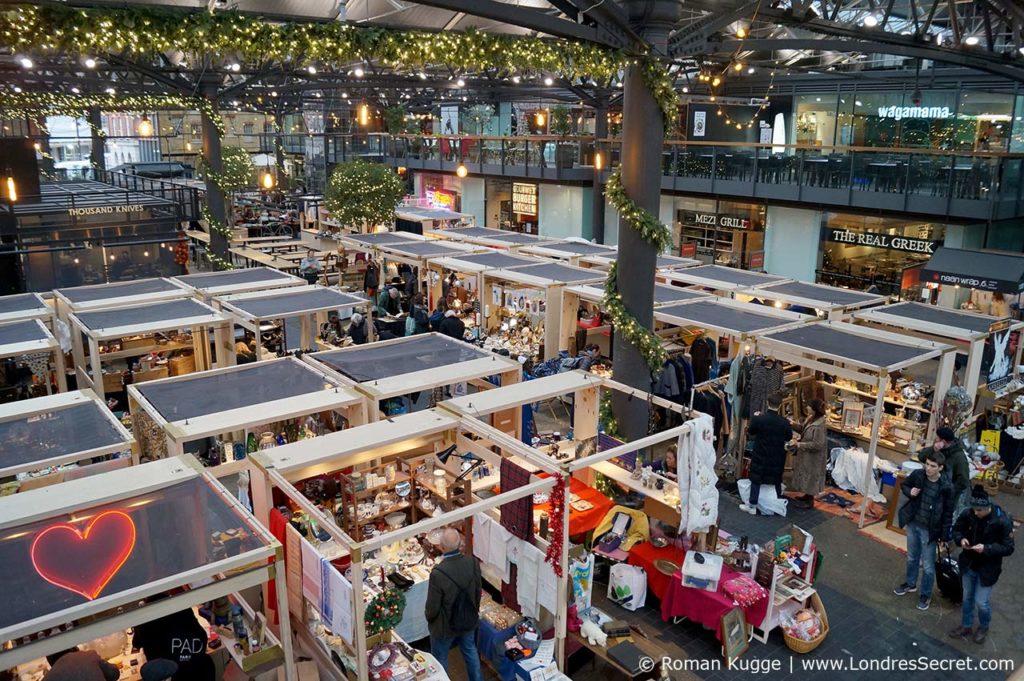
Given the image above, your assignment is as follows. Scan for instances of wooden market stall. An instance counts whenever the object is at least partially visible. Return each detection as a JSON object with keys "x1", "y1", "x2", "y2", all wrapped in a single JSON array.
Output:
[
  {"x1": 427, "y1": 250, "x2": 545, "y2": 327},
  {"x1": 53, "y1": 277, "x2": 192, "y2": 321},
  {"x1": 0, "y1": 319, "x2": 67, "y2": 394},
  {"x1": 559, "y1": 282, "x2": 713, "y2": 357},
  {"x1": 853, "y1": 301, "x2": 1024, "y2": 402},
  {"x1": 738, "y1": 280, "x2": 888, "y2": 320},
  {"x1": 173, "y1": 266, "x2": 305, "y2": 302},
  {"x1": 659, "y1": 263, "x2": 790, "y2": 297},
  {"x1": 0, "y1": 389, "x2": 135, "y2": 489},
  {"x1": 215, "y1": 285, "x2": 371, "y2": 359},
  {"x1": 0, "y1": 455, "x2": 297, "y2": 681},
  {"x1": 424, "y1": 225, "x2": 556, "y2": 251},
  {"x1": 520, "y1": 239, "x2": 619, "y2": 266},
  {"x1": 483, "y1": 262, "x2": 606, "y2": 361},
  {"x1": 68, "y1": 298, "x2": 234, "y2": 401},
  {"x1": 127, "y1": 356, "x2": 366, "y2": 474},
  {"x1": 575, "y1": 250, "x2": 701, "y2": 273},
  {"x1": 0, "y1": 292, "x2": 53, "y2": 326},
  {"x1": 756, "y1": 321, "x2": 956, "y2": 526},
  {"x1": 305, "y1": 332, "x2": 522, "y2": 422},
  {"x1": 247, "y1": 409, "x2": 562, "y2": 681},
  {"x1": 371, "y1": 239, "x2": 484, "y2": 307}
]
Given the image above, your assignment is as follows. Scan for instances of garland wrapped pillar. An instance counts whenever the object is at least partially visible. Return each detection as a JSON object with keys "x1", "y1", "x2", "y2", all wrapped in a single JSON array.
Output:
[
  {"x1": 200, "y1": 84, "x2": 230, "y2": 265},
  {"x1": 87, "y1": 107, "x2": 105, "y2": 173},
  {"x1": 609, "y1": 0, "x2": 680, "y2": 442}
]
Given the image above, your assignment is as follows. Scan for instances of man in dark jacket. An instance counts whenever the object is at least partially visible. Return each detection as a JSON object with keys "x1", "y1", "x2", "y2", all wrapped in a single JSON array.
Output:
[
  {"x1": 43, "y1": 649, "x2": 118, "y2": 681},
  {"x1": 347, "y1": 312, "x2": 368, "y2": 345},
  {"x1": 948, "y1": 485, "x2": 1015, "y2": 643},
  {"x1": 438, "y1": 309, "x2": 467, "y2": 341},
  {"x1": 741, "y1": 393, "x2": 792, "y2": 515},
  {"x1": 918, "y1": 426, "x2": 970, "y2": 516},
  {"x1": 425, "y1": 529, "x2": 483, "y2": 681},
  {"x1": 895, "y1": 451, "x2": 955, "y2": 610}
]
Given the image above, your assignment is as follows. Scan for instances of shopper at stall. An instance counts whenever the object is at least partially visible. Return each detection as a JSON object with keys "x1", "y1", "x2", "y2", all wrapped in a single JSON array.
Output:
[
  {"x1": 376, "y1": 284, "x2": 402, "y2": 317},
  {"x1": 577, "y1": 343, "x2": 601, "y2": 371},
  {"x1": 425, "y1": 528, "x2": 483, "y2": 681},
  {"x1": 438, "y1": 309, "x2": 466, "y2": 341},
  {"x1": 42, "y1": 648, "x2": 118, "y2": 681},
  {"x1": 347, "y1": 312, "x2": 369, "y2": 345},
  {"x1": 408, "y1": 293, "x2": 430, "y2": 335},
  {"x1": 430, "y1": 298, "x2": 448, "y2": 332},
  {"x1": 894, "y1": 451, "x2": 955, "y2": 610},
  {"x1": 787, "y1": 399, "x2": 828, "y2": 509},
  {"x1": 740, "y1": 393, "x2": 792, "y2": 515},
  {"x1": 949, "y1": 485, "x2": 1015, "y2": 643},
  {"x1": 363, "y1": 259, "x2": 380, "y2": 297},
  {"x1": 298, "y1": 249, "x2": 323, "y2": 285},
  {"x1": 132, "y1": 605, "x2": 215, "y2": 681},
  {"x1": 918, "y1": 427, "x2": 970, "y2": 517}
]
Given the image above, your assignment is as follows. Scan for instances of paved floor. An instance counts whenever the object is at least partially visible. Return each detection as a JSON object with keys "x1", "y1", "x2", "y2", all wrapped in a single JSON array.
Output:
[{"x1": 432, "y1": 486, "x2": 1022, "y2": 681}]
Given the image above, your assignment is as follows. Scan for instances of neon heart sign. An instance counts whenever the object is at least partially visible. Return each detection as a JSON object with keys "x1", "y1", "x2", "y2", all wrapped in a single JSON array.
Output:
[{"x1": 30, "y1": 510, "x2": 137, "y2": 601}]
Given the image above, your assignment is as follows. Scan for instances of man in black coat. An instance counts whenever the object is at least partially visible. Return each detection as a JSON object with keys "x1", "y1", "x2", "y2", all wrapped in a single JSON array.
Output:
[
  {"x1": 741, "y1": 393, "x2": 792, "y2": 514},
  {"x1": 425, "y1": 529, "x2": 483, "y2": 681},
  {"x1": 438, "y1": 309, "x2": 467, "y2": 341},
  {"x1": 949, "y1": 485, "x2": 1015, "y2": 644}
]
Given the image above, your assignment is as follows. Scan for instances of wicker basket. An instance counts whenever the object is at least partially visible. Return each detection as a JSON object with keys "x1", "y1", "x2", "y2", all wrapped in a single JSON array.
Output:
[{"x1": 783, "y1": 592, "x2": 829, "y2": 654}]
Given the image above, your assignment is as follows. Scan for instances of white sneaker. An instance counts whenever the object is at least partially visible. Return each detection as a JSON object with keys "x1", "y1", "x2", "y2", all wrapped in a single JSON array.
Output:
[{"x1": 739, "y1": 503, "x2": 757, "y2": 515}]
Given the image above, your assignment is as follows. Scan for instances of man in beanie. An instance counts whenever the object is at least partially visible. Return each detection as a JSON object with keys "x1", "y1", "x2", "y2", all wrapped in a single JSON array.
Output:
[
  {"x1": 949, "y1": 485, "x2": 1015, "y2": 643},
  {"x1": 918, "y1": 427, "x2": 970, "y2": 516}
]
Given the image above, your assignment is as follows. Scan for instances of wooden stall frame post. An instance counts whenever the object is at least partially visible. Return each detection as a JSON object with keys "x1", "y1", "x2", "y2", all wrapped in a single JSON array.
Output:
[
  {"x1": 560, "y1": 289, "x2": 581, "y2": 357},
  {"x1": 87, "y1": 334, "x2": 104, "y2": 400},
  {"x1": 930, "y1": 349, "x2": 957, "y2": 439},
  {"x1": 555, "y1": 469, "x2": 570, "y2": 667},
  {"x1": 964, "y1": 337, "x2": 986, "y2": 405},
  {"x1": 544, "y1": 285, "x2": 562, "y2": 361},
  {"x1": 858, "y1": 371, "x2": 888, "y2": 529}
]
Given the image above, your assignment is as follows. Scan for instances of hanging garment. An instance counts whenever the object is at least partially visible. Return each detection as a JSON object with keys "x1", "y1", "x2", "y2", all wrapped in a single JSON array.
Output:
[
  {"x1": 693, "y1": 391, "x2": 725, "y2": 443},
  {"x1": 500, "y1": 459, "x2": 533, "y2": 539},
  {"x1": 516, "y1": 541, "x2": 543, "y2": 619},
  {"x1": 653, "y1": 361, "x2": 681, "y2": 399},
  {"x1": 682, "y1": 413, "x2": 720, "y2": 534},
  {"x1": 746, "y1": 358, "x2": 784, "y2": 417},
  {"x1": 690, "y1": 336, "x2": 714, "y2": 384}
]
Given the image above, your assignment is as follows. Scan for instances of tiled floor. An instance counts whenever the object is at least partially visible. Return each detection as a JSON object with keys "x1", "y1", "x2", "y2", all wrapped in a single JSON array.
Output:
[{"x1": 436, "y1": 488, "x2": 1023, "y2": 681}]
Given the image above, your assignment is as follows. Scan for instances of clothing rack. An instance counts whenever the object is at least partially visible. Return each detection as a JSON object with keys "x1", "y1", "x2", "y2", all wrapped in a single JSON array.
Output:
[{"x1": 689, "y1": 374, "x2": 729, "y2": 412}]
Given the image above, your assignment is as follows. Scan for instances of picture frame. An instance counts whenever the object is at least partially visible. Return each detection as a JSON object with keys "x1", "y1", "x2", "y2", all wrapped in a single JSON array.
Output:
[
  {"x1": 841, "y1": 401, "x2": 864, "y2": 431},
  {"x1": 780, "y1": 395, "x2": 799, "y2": 422},
  {"x1": 720, "y1": 607, "x2": 750, "y2": 668}
]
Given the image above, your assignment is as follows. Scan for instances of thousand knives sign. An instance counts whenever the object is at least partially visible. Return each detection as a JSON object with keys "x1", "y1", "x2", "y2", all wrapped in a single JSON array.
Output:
[{"x1": 824, "y1": 228, "x2": 939, "y2": 254}]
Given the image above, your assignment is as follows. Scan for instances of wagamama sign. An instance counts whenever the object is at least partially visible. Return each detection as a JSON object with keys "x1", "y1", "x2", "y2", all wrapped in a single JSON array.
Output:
[{"x1": 877, "y1": 106, "x2": 952, "y2": 121}]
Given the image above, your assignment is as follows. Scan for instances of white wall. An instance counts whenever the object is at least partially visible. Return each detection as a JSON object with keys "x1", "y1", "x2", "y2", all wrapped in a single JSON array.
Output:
[
  {"x1": 603, "y1": 200, "x2": 619, "y2": 246},
  {"x1": 764, "y1": 205, "x2": 822, "y2": 282},
  {"x1": 460, "y1": 176, "x2": 486, "y2": 226},
  {"x1": 538, "y1": 184, "x2": 585, "y2": 240}
]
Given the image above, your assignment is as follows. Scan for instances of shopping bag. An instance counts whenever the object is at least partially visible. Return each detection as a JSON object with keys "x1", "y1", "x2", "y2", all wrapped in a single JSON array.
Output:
[
  {"x1": 607, "y1": 563, "x2": 647, "y2": 611},
  {"x1": 737, "y1": 479, "x2": 788, "y2": 517},
  {"x1": 935, "y1": 543, "x2": 963, "y2": 604}
]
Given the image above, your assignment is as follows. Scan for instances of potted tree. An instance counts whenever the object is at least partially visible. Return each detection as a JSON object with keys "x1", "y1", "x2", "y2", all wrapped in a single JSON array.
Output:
[
  {"x1": 549, "y1": 104, "x2": 575, "y2": 169},
  {"x1": 324, "y1": 159, "x2": 406, "y2": 235}
]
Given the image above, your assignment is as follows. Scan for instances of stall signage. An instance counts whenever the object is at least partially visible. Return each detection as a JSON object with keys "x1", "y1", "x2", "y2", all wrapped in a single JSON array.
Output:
[
  {"x1": 825, "y1": 228, "x2": 938, "y2": 254},
  {"x1": 748, "y1": 251, "x2": 765, "y2": 270},
  {"x1": 512, "y1": 183, "x2": 538, "y2": 216},
  {"x1": 680, "y1": 242, "x2": 697, "y2": 258},
  {"x1": 877, "y1": 106, "x2": 952, "y2": 121},
  {"x1": 426, "y1": 189, "x2": 456, "y2": 210},
  {"x1": 928, "y1": 272, "x2": 1009, "y2": 291},
  {"x1": 68, "y1": 204, "x2": 144, "y2": 217},
  {"x1": 984, "y1": 320, "x2": 1014, "y2": 392},
  {"x1": 693, "y1": 213, "x2": 750, "y2": 229}
]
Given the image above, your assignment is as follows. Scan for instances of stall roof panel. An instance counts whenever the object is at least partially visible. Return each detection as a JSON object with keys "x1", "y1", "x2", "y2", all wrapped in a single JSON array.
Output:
[
  {"x1": 313, "y1": 334, "x2": 491, "y2": 382},
  {"x1": 761, "y1": 323, "x2": 938, "y2": 369},
  {"x1": 381, "y1": 241, "x2": 476, "y2": 258},
  {"x1": 532, "y1": 241, "x2": 617, "y2": 256},
  {"x1": 666, "y1": 265, "x2": 788, "y2": 289},
  {"x1": 0, "y1": 468, "x2": 268, "y2": 633},
  {"x1": 752, "y1": 281, "x2": 885, "y2": 309},
  {"x1": 0, "y1": 293, "x2": 49, "y2": 318},
  {"x1": 437, "y1": 252, "x2": 542, "y2": 270},
  {"x1": 74, "y1": 298, "x2": 222, "y2": 333},
  {"x1": 0, "y1": 319, "x2": 51, "y2": 347},
  {"x1": 858, "y1": 301, "x2": 999, "y2": 336},
  {"x1": 656, "y1": 255, "x2": 701, "y2": 270},
  {"x1": 443, "y1": 370, "x2": 602, "y2": 416},
  {"x1": 654, "y1": 284, "x2": 712, "y2": 305},
  {"x1": 174, "y1": 266, "x2": 299, "y2": 292},
  {"x1": 397, "y1": 207, "x2": 471, "y2": 220},
  {"x1": 344, "y1": 232, "x2": 422, "y2": 246},
  {"x1": 56, "y1": 278, "x2": 186, "y2": 304},
  {"x1": 134, "y1": 358, "x2": 345, "y2": 422},
  {"x1": 223, "y1": 287, "x2": 366, "y2": 319},
  {"x1": 656, "y1": 300, "x2": 804, "y2": 335},
  {"x1": 0, "y1": 394, "x2": 129, "y2": 475},
  {"x1": 501, "y1": 262, "x2": 606, "y2": 285},
  {"x1": 438, "y1": 227, "x2": 550, "y2": 245},
  {"x1": 920, "y1": 247, "x2": 1024, "y2": 294}
]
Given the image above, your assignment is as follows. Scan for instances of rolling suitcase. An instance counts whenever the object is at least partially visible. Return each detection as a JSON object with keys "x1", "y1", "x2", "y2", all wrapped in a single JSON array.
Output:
[{"x1": 935, "y1": 543, "x2": 962, "y2": 604}]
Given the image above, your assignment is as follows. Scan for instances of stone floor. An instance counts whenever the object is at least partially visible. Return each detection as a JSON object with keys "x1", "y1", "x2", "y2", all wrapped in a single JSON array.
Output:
[{"x1": 432, "y1": 487, "x2": 1023, "y2": 681}]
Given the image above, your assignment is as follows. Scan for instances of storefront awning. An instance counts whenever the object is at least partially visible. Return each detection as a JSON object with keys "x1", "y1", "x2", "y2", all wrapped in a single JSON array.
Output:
[{"x1": 920, "y1": 247, "x2": 1024, "y2": 293}]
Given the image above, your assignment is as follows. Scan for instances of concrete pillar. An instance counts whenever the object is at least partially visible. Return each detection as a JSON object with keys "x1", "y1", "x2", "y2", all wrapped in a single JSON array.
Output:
[
  {"x1": 611, "y1": 0, "x2": 679, "y2": 441},
  {"x1": 200, "y1": 88, "x2": 230, "y2": 261},
  {"x1": 88, "y1": 108, "x2": 106, "y2": 173},
  {"x1": 764, "y1": 206, "x2": 821, "y2": 281}
]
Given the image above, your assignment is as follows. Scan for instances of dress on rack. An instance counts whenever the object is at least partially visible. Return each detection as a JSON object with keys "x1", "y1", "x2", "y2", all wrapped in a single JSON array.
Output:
[
  {"x1": 690, "y1": 336, "x2": 716, "y2": 384},
  {"x1": 745, "y1": 357, "x2": 784, "y2": 417}
]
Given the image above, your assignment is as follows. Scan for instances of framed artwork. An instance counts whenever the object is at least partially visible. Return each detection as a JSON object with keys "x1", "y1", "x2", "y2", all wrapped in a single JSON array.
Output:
[
  {"x1": 720, "y1": 607, "x2": 750, "y2": 667},
  {"x1": 780, "y1": 395, "x2": 799, "y2": 422},
  {"x1": 841, "y1": 401, "x2": 864, "y2": 431}
]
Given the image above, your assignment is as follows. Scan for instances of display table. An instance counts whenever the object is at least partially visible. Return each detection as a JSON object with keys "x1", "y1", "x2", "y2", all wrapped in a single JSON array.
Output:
[
  {"x1": 566, "y1": 631, "x2": 660, "y2": 680},
  {"x1": 627, "y1": 542, "x2": 685, "y2": 601},
  {"x1": 661, "y1": 561, "x2": 770, "y2": 641},
  {"x1": 535, "y1": 476, "x2": 613, "y2": 536}
]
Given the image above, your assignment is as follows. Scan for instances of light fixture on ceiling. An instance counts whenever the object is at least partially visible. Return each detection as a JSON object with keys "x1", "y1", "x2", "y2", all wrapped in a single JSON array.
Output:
[
  {"x1": 863, "y1": 14, "x2": 879, "y2": 27},
  {"x1": 747, "y1": 67, "x2": 756, "y2": 74},
  {"x1": 271, "y1": 90, "x2": 278, "y2": 97},
  {"x1": 261, "y1": 169, "x2": 275, "y2": 190},
  {"x1": 512, "y1": 75, "x2": 521, "y2": 84},
  {"x1": 456, "y1": 78, "x2": 465, "y2": 87},
  {"x1": 71, "y1": 87, "x2": 80, "y2": 94},
  {"x1": 594, "y1": 151, "x2": 603, "y2": 170},
  {"x1": 12, "y1": 86, "x2": 22, "y2": 93},
  {"x1": 307, "y1": 65, "x2": 317, "y2": 75},
  {"x1": 185, "y1": 140, "x2": 193, "y2": 151},
  {"x1": 359, "y1": 103, "x2": 370, "y2": 126},
  {"x1": 682, "y1": 87, "x2": 689, "y2": 93},
  {"x1": 4, "y1": 173, "x2": 16, "y2": 202},
  {"x1": 456, "y1": 163, "x2": 468, "y2": 178},
  {"x1": 712, "y1": 77, "x2": 721, "y2": 87},
  {"x1": 19, "y1": 57, "x2": 33, "y2": 69},
  {"x1": 84, "y1": 58, "x2": 97, "y2": 69},
  {"x1": 965, "y1": 36, "x2": 979, "y2": 46},
  {"x1": 419, "y1": 72, "x2": 427, "y2": 80},
  {"x1": 229, "y1": 63, "x2": 241, "y2": 72},
  {"x1": 734, "y1": 63, "x2": 744, "y2": 72},
  {"x1": 737, "y1": 26, "x2": 747, "y2": 38},
  {"x1": 341, "y1": 92, "x2": 349, "y2": 99},
  {"x1": 105, "y1": 87, "x2": 115, "y2": 95},
  {"x1": 535, "y1": 110, "x2": 546, "y2": 127},
  {"x1": 354, "y1": 67, "x2": 364, "y2": 77},
  {"x1": 137, "y1": 114, "x2": 153, "y2": 137},
  {"x1": 544, "y1": 76, "x2": 554, "y2": 86}
]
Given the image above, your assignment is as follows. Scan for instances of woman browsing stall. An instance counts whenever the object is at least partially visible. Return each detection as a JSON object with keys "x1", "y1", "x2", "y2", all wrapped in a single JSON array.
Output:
[{"x1": 787, "y1": 399, "x2": 828, "y2": 509}]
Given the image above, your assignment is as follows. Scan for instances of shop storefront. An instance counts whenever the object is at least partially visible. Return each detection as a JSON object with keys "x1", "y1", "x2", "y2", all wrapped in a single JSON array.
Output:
[
  {"x1": 417, "y1": 171, "x2": 462, "y2": 212},
  {"x1": 674, "y1": 197, "x2": 765, "y2": 270},
  {"x1": 816, "y1": 212, "x2": 945, "y2": 296},
  {"x1": 485, "y1": 178, "x2": 539, "y2": 234}
]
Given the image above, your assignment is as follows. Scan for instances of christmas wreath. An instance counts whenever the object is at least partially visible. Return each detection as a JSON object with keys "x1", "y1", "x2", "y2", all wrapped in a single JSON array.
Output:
[{"x1": 365, "y1": 587, "x2": 406, "y2": 636}]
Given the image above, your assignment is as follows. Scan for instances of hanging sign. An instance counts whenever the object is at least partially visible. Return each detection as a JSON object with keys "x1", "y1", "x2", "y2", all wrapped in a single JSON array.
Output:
[
  {"x1": 748, "y1": 251, "x2": 765, "y2": 270},
  {"x1": 31, "y1": 510, "x2": 137, "y2": 600},
  {"x1": 693, "y1": 111, "x2": 707, "y2": 137},
  {"x1": 824, "y1": 228, "x2": 939, "y2": 254},
  {"x1": 983, "y1": 320, "x2": 1015, "y2": 393},
  {"x1": 512, "y1": 183, "x2": 538, "y2": 216},
  {"x1": 68, "y1": 204, "x2": 144, "y2": 217}
]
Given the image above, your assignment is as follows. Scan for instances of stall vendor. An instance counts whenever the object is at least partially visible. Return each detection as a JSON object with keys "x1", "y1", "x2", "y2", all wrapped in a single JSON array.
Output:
[
  {"x1": 651, "y1": 444, "x2": 678, "y2": 480},
  {"x1": 439, "y1": 309, "x2": 467, "y2": 341},
  {"x1": 347, "y1": 312, "x2": 369, "y2": 345},
  {"x1": 298, "y1": 249, "x2": 323, "y2": 285}
]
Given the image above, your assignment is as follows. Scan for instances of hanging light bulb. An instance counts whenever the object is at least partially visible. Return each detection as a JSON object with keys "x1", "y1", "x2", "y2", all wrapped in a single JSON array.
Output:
[
  {"x1": 535, "y1": 110, "x2": 547, "y2": 127},
  {"x1": 456, "y1": 164, "x2": 469, "y2": 178},
  {"x1": 712, "y1": 77, "x2": 721, "y2": 87},
  {"x1": 594, "y1": 151, "x2": 603, "y2": 170},
  {"x1": 137, "y1": 115, "x2": 153, "y2": 137},
  {"x1": 261, "y1": 170, "x2": 275, "y2": 189},
  {"x1": 4, "y1": 175, "x2": 16, "y2": 202},
  {"x1": 737, "y1": 26, "x2": 747, "y2": 38},
  {"x1": 734, "y1": 63, "x2": 744, "y2": 72},
  {"x1": 359, "y1": 103, "x2": 370, "y2": 126},
  {"x1": 185, "y1": 140, "x2": 193, "y2": 152}
]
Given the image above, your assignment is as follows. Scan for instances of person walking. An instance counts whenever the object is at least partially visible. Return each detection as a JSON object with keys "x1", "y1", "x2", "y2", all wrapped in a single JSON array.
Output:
[
  {"x1": 298, "y1": 249, "x2": 323, "y2": 285},
  {"x1": 894, "y1": 450, "x2": 955, "y2": 610},
  {"x1": 425, "y1": 528, "x2": 483, "y2": 681},
  {"x1": 741, "y1": 393, "x2": 792, "y2": 515},
  {"x1": 948, "y1": 485, "x2": 1015, "y2": 643},
  {"x1": 787, "y1": 399, "x2": 828, "y2": 509},
  {"x1": 918, "y1": 427, "x2": 970, "y2": 517}
]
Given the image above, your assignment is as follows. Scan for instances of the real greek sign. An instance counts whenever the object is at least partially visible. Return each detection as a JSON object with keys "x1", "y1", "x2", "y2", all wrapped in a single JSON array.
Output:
[
  {"x1": 825, "y1": 228, "x2": 938, "y2": 254},
  {"x1": 876, "y1": 106, "x2": 952, "y2": 121},
  {"x1": 68, "y1": 204, "x2": 145, "y2": 217}
]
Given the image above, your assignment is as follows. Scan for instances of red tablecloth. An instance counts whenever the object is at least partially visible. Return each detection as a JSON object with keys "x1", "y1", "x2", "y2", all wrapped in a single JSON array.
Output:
[
  {"x1": 535, "y1": 477, "x2": 614, "y2": 536},
  {"x1": 627, "y1": 542, "x2": 685, "y2": 601},
  {"x1": 660, "y1": 560, "x2": 770, "y2": 641}
]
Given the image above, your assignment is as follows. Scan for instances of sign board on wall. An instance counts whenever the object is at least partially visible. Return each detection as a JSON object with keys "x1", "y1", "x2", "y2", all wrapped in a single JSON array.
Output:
[
  {"x1": 680, "y1": 242, "x2": 697, "y2": 258},
  {"x1": 689, "y1": 212, "x2": 753, "y2": 230},
  {"x1": 426, "y1": 188, "x2": 456, "y2": 210},
  {"x1": 983, "y1": 320, "x2": 1015, "y2": 392},
  {"x1": 824, "y1": 227, "x2": 939, "y2": 254},
  {"x1": 693, "y1": 111, "x2": 707, "y2": 137},
  {"x1": 748, "y1": 250, "x2": 765, "y2": 270},
  {"x1": 440, "y1": 105, "x2": 459, "y2": 135},
  {"x1": 512, "y1": 182, "x2": 538, "y2": 216}
]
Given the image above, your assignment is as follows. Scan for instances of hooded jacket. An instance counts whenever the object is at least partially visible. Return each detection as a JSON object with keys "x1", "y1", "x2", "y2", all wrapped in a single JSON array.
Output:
[{"x1": 952, "y1": 505, "x2": 1015, "y2": 586}]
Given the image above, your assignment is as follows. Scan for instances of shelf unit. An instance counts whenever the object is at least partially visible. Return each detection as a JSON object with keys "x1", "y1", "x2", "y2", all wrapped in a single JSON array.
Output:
[
  {"x1": 337, "y1": 460, "x2": 415, "y2": 541},
  {"x1": 818, "y1": 380, "x2": 931, "y2": 414},
  {"x1": 409, "y1": 454, "x2": 473, "y2": 520}
]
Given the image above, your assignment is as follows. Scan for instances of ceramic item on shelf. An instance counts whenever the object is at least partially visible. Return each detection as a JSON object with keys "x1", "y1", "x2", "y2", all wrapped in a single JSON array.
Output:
[
  {"x1": 395, "y1": 481, "x2": 411, "y2": 498},
  {"x1": 245, "y1": 432, "x2": 258, "y2": 454},
  {"x1": 275, "y1": 432, "x2": 287, "y2": 446},
  {"x1": 433, "y1": 469, "x2": 447, "y2": 494},
  {"x1": 258, "y1": 432, "x2": 276, "y2": 450},
  {"x1": 385, "y1": 464, "x2": 397, "y2": 482},
  {"x1": 385, "y1": 512, "x2": 406, "y2": 529}
]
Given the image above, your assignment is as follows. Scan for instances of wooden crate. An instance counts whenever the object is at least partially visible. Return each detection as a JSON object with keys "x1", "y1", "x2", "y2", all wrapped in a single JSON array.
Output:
[
  {"x1": 168, "y1": 353, "x2": 196, "y2": 376},
  {"x1": 121, "y1": 335, "x2": 154, "y2": 349},
  {"x1": 103, "y1": 372, "x2": 125, "y2": 393},
  {"x1": 133, "y1": 366, "x2": 170, "y2": 383}
]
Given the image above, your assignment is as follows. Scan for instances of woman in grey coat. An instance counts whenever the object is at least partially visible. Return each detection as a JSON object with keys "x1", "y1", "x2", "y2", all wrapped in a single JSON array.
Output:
[{"x1": 789, "y1": 398, "x2": 828, "y2": 508}]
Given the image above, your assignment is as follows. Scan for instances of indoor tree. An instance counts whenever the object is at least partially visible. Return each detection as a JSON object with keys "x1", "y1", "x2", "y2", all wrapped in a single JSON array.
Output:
[
  {"x1": 197, "y1": 145, "x2": 255, "y2": 234},
  {"x1": 465, "y1": 103, "x2": 495, "y2": 135},
  {"x1": 324, "y1": 159, "x2": 406, "y2": 233}
]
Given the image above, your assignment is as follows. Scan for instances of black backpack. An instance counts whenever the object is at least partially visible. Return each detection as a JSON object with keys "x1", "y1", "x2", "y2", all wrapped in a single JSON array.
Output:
[{"x1": 437, "y1": 567, "x2": 478, "y2": 633}]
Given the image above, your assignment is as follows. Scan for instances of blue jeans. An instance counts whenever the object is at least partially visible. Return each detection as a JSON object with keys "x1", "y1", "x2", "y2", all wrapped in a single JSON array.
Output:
[
  {"x1": 905, "y1": 522, "x2": 936, "y2": 598},
  {"x1": 961, "y1": 568, "x2": 993, "y2": 629},
  {"x1": 430, "y1": 630, "x2": 483, "y2": 681}
]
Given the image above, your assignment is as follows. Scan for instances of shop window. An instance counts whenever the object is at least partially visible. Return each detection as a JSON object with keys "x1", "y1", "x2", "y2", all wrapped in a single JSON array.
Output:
[
  {"x1": 243, "y1": 122, "x2": 255, "y2": 136},
  {"x1": 958, "y1": 91, "x2": 1014, "y2": 152}
]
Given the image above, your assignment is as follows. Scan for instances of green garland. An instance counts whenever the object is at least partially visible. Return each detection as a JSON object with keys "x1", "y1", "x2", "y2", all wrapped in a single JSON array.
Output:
[
  {"x1": 603, "y1": 166, "x2": 672, "y2": 377},
  {"x1": 197, "y1": 146, "x2": 255, "y2": 194},
  {"x1": 0, "y1": 91, "x2": 223, "y2": 134},
  {"x1": 203, "y1": 250, "x2": 234, "y2": 271},
  {"x1": 365, "y1": 587, "x2": 406, "y2": 636},
  {"x1": 639, "y1": 58, "x2": 679, "y2": 133},
  {"x1": 200, "y1": 204, "x2": 234, "y2": 240},
  {"x1": 599, "y1": 389, "x2": 618, "y2": 436}
]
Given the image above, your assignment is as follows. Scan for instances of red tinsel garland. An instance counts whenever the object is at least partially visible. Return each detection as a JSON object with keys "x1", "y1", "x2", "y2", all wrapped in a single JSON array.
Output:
[{"x1": 544, "y1": 475, "x2": 567, "y2": 577}]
